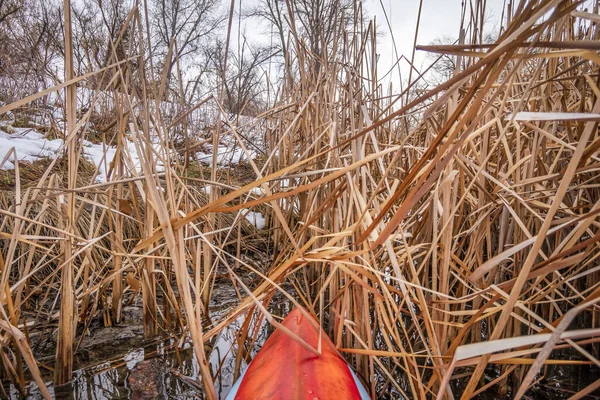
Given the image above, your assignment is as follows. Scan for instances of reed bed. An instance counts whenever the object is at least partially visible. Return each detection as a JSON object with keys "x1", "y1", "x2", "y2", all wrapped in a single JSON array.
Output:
[{"x1": 1, "y1": 0, "x2": 600, "y2": 398}]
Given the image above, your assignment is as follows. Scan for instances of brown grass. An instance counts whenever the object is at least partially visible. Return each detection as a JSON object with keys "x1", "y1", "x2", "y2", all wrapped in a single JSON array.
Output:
[{"x1": 1, "y1": 0, "x2": 600, "y2": 398}]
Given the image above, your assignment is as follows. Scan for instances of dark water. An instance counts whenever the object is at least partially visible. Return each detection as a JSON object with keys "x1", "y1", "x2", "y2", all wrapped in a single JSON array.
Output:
[
  {"x1": 4, "y1": 283, "x2": 599, "y2": 399},
  {"x1": 7, "y1": 284, "x2": 292, "y2": 399}
]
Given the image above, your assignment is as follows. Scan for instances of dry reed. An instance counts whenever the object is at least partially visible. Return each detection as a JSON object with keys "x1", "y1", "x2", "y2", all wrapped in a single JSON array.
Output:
[{"x1": 0, "y1": 0, "x2": 599, "y2": 398}]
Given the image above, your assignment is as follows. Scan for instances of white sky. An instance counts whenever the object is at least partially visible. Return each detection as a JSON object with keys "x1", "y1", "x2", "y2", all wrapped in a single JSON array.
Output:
[
  {"x1": 236, "y1": 0, "x2": 507, "y2": 92},
  {"x1": 364, "y1": 0, "x2": 506, "y2": 88}
]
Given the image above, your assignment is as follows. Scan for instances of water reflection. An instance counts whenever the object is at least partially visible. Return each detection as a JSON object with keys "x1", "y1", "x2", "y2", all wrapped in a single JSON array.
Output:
[
  {"x1": 8, "y1": 291, "x2": 596, "y2": 399},
  {"x1": 8, "y1": 288, "x2": 291, "y2": 399}
]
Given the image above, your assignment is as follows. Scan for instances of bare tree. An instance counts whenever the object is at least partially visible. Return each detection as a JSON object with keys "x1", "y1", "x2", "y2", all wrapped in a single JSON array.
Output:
[
  {"x1": 424, "y1": 35, "x2": 458, "y2": 85},
  {"x1": 150, "y1": 0, "x2": 225, "y2": 78},
  {"x1": 72, "y1": 3, "x2": 105, "y2": 74},
  {"x1": 0, "y1": 0, "x2": 22, "y2": 25},
  {"x1": 206, "y1": 38, "x2": 274, "y2": 115},
  {"x1": 0, "y1": 0, "x2": 63, "y2": 101},
  {"x1": 425, "y1": 31, "x2": 498, "y2": 85},
  {"x1": 292, "y1": 0, "x2": 355, "y2": 71},
  {"x1": 71, "y1": 0, "x2": 132, "y2": 76},
  {"x1": 247, "y1": 0, "x2": 357, "y2": 76},
  {"x1": 245, "y1": 0, "x2": 288, "y2": 59}
]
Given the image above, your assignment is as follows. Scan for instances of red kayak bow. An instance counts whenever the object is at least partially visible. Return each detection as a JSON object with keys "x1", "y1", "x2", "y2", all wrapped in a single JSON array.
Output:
[{"x1": 226, "y1": 308, "x2": 370, "y2": 400}]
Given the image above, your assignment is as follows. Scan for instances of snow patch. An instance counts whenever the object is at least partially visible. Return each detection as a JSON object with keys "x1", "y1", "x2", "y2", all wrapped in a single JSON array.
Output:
[
  {"x1": 0, "y1": 127, "x2": 166, "y2": 183},
  {"x1": 242, "y1": 209, "x2": 265, "y2": 229},
  {"x1": 196, "y1": 145, "x2": 256, "y2": 167},
  {"x1": 0, "y1": 128, "x2": 64, "y2": 167},
  {"x1": 1, "y1": 111, "x2": 265, "y2": 182}
]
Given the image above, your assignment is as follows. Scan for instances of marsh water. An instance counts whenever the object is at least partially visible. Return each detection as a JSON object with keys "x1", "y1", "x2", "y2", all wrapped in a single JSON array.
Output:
[
  {"x1": 4, "y1": 281, "x2": 599, "y2": 399},
  {"x1": 7, "y1": 282, "x2": 292, "y2": 400}
]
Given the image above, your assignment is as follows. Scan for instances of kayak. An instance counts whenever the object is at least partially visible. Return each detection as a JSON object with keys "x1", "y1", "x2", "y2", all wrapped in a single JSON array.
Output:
[{"x1": 226, "y1": 308, "x2": 370, "y2": 400}]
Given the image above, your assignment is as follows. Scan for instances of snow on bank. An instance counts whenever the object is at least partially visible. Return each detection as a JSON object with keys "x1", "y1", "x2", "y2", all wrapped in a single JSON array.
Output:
[
  {"x1": 81, "y1": 138, "x2": 165, "y2": 182},
  {"x1": 196, "y1": 146, "x2": 254, "y2": 166},
  {"x1": 0, "y1": 127, "x2": 165, "y2": 181},
  {"x1": 242, "y1": 209, "x2": 266, "y2": 229},
  {"x1": 1, "y1": 111, "x2": 264, "y2": 181},
  {"x1": 200, "y1": 186, "x2": 263, "y2": 199},
  {"x1": 0, "y1": 128, "x2": 63, "y2": 170}
]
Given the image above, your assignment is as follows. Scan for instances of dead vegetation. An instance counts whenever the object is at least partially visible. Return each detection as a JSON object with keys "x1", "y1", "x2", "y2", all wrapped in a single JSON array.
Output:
[{"x1": 1, "y1": 0, "x2": 600, "y2": 399}]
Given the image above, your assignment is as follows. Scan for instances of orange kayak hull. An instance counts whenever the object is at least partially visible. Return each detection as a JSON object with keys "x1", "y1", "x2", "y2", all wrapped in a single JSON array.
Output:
[{"x1": 227, "y1": 308, "x2": 369, "y2": 400}]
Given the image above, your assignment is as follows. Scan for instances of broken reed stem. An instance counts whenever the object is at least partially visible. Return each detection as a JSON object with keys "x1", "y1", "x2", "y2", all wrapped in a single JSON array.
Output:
[{"x1": 54, "y1": 0, "x2": 76, "y2": 388}]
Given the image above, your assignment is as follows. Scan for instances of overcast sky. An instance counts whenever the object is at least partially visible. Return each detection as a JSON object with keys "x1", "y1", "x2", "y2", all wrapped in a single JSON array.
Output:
[
  {"x1": 237, "y1": 0, "x2": 508, "y2": 92},
  {"x1": 363, "y1": 0, "x2": 507, "y2": 89}
]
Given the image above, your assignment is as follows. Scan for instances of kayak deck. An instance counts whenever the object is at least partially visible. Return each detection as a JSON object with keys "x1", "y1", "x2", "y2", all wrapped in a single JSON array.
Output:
[{"x1": 227, "y1": 308, "x2": 369, "y2": 400}]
